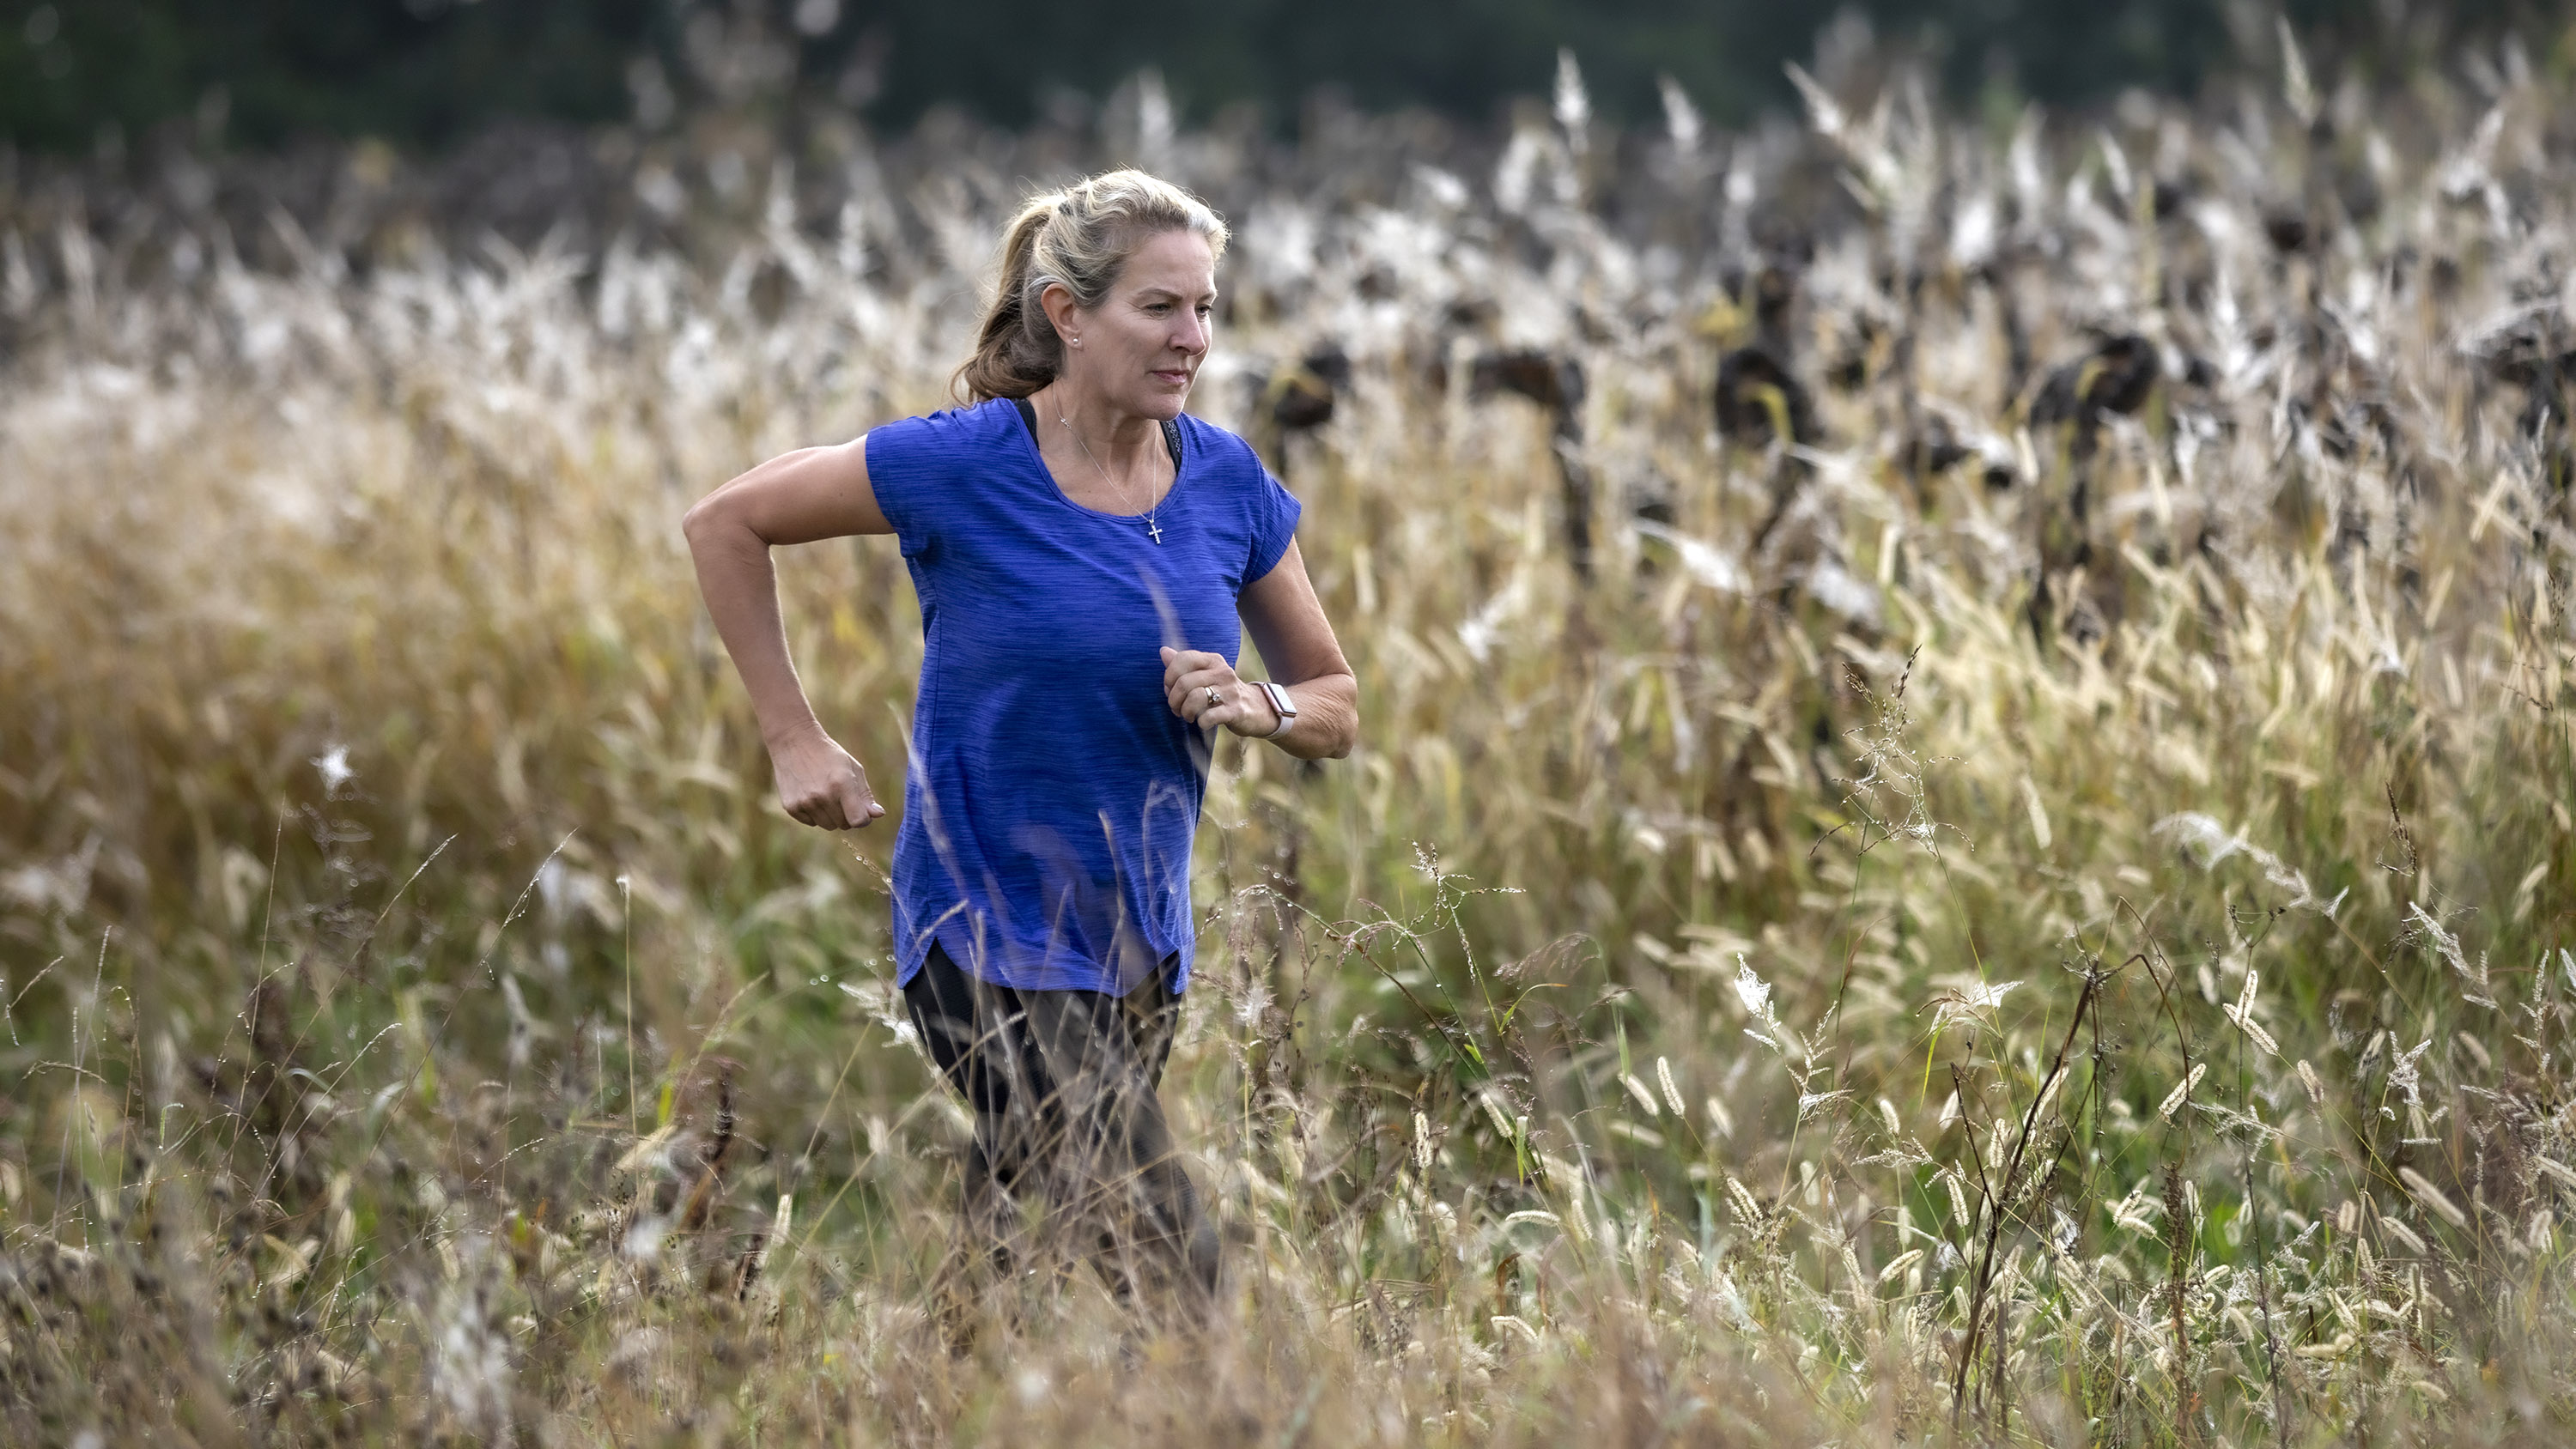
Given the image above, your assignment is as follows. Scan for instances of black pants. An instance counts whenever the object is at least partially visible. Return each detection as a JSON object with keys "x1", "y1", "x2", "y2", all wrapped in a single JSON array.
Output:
[{"x1": 902, "y1": 942, "x2": 1218, "y2": 1313}]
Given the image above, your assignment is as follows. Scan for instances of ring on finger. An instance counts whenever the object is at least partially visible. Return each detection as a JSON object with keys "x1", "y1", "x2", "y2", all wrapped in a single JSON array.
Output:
[{"x1": 1206, "y1": 686, "x2": 1222, "y2": 709}]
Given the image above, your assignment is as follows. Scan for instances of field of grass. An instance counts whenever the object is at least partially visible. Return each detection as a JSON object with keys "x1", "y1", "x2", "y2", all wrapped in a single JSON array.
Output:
[{"x1": 3, "y1": 37, "x2": 2575, "y2": 1446}]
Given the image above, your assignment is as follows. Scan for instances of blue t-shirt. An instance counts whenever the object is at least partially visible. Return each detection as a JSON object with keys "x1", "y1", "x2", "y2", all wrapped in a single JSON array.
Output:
[{"x1": 866, "y1": 397, "x2": 1302, "y2": 997}]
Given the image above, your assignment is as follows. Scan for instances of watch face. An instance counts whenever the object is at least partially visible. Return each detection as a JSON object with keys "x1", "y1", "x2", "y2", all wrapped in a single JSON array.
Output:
[{"x1": 1266, "y1": 682, "x2": 1297, "y2": 716}]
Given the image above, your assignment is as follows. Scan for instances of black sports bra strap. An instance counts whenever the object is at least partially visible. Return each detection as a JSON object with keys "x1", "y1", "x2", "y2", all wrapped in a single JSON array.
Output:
[{"x1": 1012, "y1": 394, "x2": 1183, "y2": 470}]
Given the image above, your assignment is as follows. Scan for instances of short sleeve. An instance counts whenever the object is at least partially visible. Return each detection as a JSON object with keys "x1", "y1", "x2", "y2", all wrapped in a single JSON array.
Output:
[
  {"x1": 1245, "y1": 467, "x2": 1303, "y2": 585},
  {"x1": 863, "y1": 412, "x2": 943, "y2": 551}
]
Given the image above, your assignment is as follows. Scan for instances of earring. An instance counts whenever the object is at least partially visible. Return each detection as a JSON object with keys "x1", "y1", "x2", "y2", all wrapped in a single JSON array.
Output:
[{"x1": 1068, "y1": 337, "x2": 1082, "y2": 348}]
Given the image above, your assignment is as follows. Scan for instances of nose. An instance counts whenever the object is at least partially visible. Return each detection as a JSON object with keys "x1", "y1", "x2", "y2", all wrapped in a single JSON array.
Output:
[{"x1": 1173, "y1": 311, "x2": 1208, "y2": 356}]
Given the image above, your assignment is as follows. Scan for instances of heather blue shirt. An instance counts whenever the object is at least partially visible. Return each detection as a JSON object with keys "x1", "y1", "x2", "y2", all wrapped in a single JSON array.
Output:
[{"x1": 866, "y1": 397, "x2": 1302, "y2": 997}]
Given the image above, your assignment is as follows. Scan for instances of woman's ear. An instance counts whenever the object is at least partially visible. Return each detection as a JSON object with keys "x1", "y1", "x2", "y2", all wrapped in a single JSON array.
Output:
[{"x1": 1037, "y1": 281, "x2": 1080, "y2": 346}]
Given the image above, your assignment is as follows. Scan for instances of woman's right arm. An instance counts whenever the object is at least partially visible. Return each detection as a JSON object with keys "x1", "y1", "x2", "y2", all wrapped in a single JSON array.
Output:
[{"x1": 681, "y1": 437, "x2": 894, "y2": 830}]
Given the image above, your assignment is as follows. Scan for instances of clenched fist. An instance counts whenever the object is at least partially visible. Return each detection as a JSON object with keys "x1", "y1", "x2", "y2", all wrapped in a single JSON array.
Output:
[
  {"x1": 1162, "y1": 646, "x2": 1281, "y2": 737},
  {"x1": 769, "y1": 727, "x2": 884, "y2": 830}
]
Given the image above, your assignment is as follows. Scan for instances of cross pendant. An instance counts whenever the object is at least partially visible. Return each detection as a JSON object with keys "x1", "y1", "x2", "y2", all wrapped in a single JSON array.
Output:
[{"x1": 1145, "y1": 518, "x2": 1163, "y2": 544}]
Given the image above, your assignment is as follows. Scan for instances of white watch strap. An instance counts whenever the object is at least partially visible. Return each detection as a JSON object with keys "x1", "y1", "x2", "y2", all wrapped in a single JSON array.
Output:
[{"x1": 1259, "y1": 681, "x2": 1297, "y2": 737}]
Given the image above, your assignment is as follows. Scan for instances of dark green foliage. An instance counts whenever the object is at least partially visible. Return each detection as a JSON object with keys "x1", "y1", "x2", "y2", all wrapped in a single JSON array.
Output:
[
  {"x1": 0, "y1": 0, "x2": 665, "y2": 152},
  {"x1": 1, "y1": 0, "x2": 2567, "y2": 155}
]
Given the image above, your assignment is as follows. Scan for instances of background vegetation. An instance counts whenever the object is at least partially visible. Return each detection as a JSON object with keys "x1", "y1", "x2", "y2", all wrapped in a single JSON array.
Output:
[
  {"x1": 3, "y1": 0, "x2": 2572, "y2": 151},
  {"x1": 3, "y1": 16, "x2": 2576, "y2": 1447}
]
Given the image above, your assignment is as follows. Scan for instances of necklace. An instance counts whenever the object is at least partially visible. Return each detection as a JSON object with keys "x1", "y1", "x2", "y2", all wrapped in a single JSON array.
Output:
[{"x1": 1055, "y1": 397, "x2": 1165, "y2": 544}]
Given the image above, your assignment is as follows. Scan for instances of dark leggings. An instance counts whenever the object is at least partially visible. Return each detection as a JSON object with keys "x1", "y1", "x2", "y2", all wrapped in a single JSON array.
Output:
[{"x1": 901, "y1": 942, "x2": 1218, "y2": 1312}]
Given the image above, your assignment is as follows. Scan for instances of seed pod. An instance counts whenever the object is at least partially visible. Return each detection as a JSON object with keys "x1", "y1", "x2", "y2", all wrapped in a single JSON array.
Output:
[{"x1": 2158, "y1": 1063, "x2": 2208, "y2": 1122}]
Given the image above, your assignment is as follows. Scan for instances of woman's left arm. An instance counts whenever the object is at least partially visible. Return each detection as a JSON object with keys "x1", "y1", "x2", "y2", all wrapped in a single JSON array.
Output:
[{"x1": 1163, "y1": 539, "x2": 1358, "y2": 761}]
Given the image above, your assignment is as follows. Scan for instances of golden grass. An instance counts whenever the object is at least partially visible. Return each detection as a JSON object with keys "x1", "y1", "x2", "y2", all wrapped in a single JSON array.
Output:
[{"x1": 3, "y1": 45, "x2": 2575, "y2": 1446}]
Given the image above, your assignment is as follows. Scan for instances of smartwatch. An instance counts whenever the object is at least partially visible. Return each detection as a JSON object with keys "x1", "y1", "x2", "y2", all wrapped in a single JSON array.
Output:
[{"x1": 1257, "y1": 681, "x2": 1297, "y2": 738}]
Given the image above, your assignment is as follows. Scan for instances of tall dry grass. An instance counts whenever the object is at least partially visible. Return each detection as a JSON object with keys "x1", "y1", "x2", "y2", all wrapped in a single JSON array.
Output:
[{"x1": 3, "y1": 33, "x2": 2575, "y2": 1446}]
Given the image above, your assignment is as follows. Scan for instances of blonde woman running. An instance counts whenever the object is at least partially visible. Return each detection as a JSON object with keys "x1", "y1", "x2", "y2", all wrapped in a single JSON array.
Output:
[{"x1": 683, "y1": 170, "x2": 1357, "y2": 1319}]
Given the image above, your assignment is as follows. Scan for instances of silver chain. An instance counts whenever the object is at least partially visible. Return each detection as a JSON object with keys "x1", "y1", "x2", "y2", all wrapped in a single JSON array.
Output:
[{"x1": 1053, "y1": 391, "x2": 1163, "y2": 542}]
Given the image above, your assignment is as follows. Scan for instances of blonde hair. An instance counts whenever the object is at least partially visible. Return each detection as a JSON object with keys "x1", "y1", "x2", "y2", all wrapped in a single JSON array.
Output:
[{"x1": 955, "y1": 169, "x2": 1230, "y2": 402}]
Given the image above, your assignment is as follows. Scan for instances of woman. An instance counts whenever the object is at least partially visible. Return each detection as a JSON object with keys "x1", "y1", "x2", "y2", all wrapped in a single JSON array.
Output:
[{"x1": 681, "y1": 170, "x2": 1357, "y2": 1316}]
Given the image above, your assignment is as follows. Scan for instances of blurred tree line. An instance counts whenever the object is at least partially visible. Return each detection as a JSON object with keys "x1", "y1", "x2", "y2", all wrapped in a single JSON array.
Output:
[{"x1": 2, "y1": 0, "x2": 2567, "y2": 154}]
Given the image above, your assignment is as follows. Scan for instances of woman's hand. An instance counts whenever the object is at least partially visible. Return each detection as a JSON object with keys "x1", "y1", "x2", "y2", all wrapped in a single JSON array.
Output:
[
  {"x1": 1162, "y1": 646, "x2": 1279, "y2": 737},
  {"x1": 769, "y1": 726, "x2": 885, "y2": 830}
]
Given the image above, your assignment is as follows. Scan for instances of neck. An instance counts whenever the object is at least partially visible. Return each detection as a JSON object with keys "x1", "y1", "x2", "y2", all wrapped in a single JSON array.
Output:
[{"x1": 1036, "y1": 376, "x2": 1164, "y2": 467}]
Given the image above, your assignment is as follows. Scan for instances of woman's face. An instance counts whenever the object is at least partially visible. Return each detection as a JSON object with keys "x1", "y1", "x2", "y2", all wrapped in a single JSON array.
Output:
[{"x1": 1054, "y1": 228, "x2": 1217, "y2": 421}]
